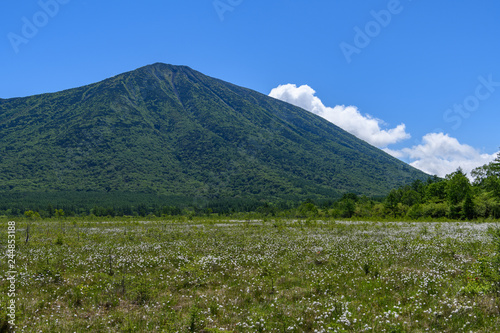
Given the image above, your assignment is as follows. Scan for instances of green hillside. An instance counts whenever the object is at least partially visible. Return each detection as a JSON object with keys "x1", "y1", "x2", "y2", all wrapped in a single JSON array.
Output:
[{"x1": 0, "y1": 63, "x2": 428, "y2": 207}]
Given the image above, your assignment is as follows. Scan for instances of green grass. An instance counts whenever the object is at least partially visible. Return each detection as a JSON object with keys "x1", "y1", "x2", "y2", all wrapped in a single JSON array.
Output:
[{"x1": 1, "y1": 219, "x2": 499, "y2": 332}]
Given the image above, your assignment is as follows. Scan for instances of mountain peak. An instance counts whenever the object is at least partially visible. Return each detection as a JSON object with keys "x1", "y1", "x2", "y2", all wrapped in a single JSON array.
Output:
[{"x1": 135, "y1": 62, "x2": 194, "y2": 75}]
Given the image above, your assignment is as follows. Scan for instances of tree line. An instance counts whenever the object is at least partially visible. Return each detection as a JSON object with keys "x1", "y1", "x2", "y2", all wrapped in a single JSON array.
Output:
[
  {"x1": 5, "y1": 153, "x2": 500, "y2": 221},
  {"x1": 295, "y1": 152, "x2": 499, "y2": 220},
  {"x1": 382, "y1": 151, "x2": 500, "y2": 220}
]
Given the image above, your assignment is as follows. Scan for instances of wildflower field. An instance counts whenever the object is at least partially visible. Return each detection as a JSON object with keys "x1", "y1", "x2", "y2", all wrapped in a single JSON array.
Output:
[{"x1": 1, "y1": 219, "x2": 499, "y2": 332}]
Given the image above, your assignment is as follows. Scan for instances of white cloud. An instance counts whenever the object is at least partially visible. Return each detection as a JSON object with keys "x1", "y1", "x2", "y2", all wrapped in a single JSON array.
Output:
[
  {"x1": 396, "y1": 133, "x2": 498, "y2": 177},
  {"x1": 269, "y1": 84, "x2": 410, "y2": 147},
  {"x1": 268, "y1": 84, "x2": 498, "y2": 178},
  {"x1": 382, "y1": 148, "x2": 404, "y2": 158}
]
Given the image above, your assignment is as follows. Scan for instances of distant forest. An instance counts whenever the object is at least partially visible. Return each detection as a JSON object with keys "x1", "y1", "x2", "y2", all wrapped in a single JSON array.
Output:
[{"x1": 2, "y1": 152, "x2": 499, "y2": 221}]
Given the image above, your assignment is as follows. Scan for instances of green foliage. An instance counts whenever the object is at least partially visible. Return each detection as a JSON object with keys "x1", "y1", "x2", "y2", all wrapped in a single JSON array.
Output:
[
  {"x1": 425, "y1": 181, "x2": 446, "y2": 201},
  {"x1": 361, "y1": 261, "x2": 379, "y2": 277},
  {"x1": 461, "y1": 278, "x2": 491, "y2": 295},
  {"x1": 187, "y1": 306, "x2": 202, "y2": 332},
  {"x1": 473, "y1": 152, "x2": 500, "y2": 202},
  {"x1": 342, "y1": 199, "x2": 356, "y2": 218},
  {"x1": 54, "y1": 235, "x2": 64, "y2": 245},
  {"x1": 129, "y1": 279, "x2": 151, "y2": 305},
  {"x1": 480, "y1": 227, "x2": 500, "y2": 291},
  {"x1": 297, "y1": 201, "x2": 318, "y2": 217},
  {"x1": 446, "y1": 168, "x2": 471, "y2": 205},
  {"x1": 0, "y1": 310, "x2": 11, "y2": 333},
  {"x1": 472, "y1": 151, "x2": 500, "y2": 186},
  {"x1": 24, "y1": 210, "x2": 40, "y2": 220},
  {"x1": 338, "y1": 193, "x2": 358, "y2": 218},
  {"x1": 401, "y1": 187, "x2": 421, "y2": 206},
  {"x1": 54, "y1": 209, "x2": 64, "y2": 218},
  {"x1": 384, "y1": 189, "x2": 401, "y2": 217},
  {"x1": 407, "y1": 204, "x2": 423, "y2": 219},
  {"x1": 462, "y1": 194, "x2": 475, "y2": 220},
  {"x1": 373, "y1": 160, "x2": 500, "y2": 220}
]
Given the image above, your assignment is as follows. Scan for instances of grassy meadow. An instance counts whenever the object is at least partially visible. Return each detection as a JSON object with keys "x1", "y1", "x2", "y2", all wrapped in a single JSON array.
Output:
[{"x1": 1, "y1": 218, "x2": 500, "y2": 332}]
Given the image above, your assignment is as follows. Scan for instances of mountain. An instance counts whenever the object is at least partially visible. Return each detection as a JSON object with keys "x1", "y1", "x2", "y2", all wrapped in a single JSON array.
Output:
[{"x1": 0, "y1": 63, "x2": 428, "y2": 206}]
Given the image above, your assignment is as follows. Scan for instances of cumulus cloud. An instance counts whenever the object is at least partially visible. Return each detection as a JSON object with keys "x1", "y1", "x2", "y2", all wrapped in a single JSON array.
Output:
[
  {"x1": 269, "y1": 84, "x2": 497, "y2": 178},
  {"x1": 394, "y1": 133, "x2": 498, "y2": 177},
  {"x1": 269, "y1": 84, "x2": 410, "y2": 147}
]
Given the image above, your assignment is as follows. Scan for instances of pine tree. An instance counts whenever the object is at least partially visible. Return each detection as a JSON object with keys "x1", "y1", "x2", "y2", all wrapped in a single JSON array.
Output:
[{"x1": 462, "y1": 193, "x2": 475, "y2": 220}]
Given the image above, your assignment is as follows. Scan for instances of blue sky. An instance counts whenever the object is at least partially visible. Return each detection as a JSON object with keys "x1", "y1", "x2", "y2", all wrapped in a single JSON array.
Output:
[{"x1": 1, "y1": 0, "x2": 499, "y2": 177}]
